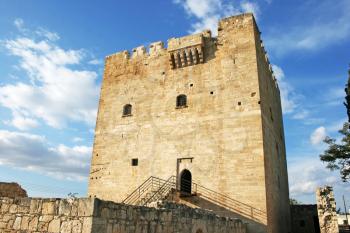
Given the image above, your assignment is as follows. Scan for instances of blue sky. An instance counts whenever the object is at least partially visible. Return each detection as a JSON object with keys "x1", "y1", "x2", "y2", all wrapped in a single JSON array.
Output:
[{"x1": 0, "y1": 0, "x2": 349, "y2": 207}]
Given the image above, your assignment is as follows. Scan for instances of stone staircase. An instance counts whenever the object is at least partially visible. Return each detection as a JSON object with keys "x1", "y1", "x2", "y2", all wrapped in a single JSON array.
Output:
[
  {"x1": 123, "y1": 175, "x2": 266, "y2": 224},
  {"x1": 122, "y1": 176, "x2": 178, "y2": 206}
]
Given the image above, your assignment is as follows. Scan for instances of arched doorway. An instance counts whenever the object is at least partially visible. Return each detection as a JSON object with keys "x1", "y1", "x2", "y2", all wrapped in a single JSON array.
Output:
[{"x1": 180, "y1": 169, "x2": 192, "y2": 194}]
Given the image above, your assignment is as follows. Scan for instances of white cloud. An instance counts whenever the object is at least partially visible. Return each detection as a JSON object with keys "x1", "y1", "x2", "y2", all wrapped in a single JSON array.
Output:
[
  {"x1": 14, "y1": 18, "x2": 24, "y2": 31},
  {"x1": 310, "y1": 126, "x2": 327, "y2": 145},
  {"x1": 240, "y1": 2, "x2": 260, "y2": 17},
  {"x1": 88, "y1": 59, "x2": 103, "y2": 65},
  {"x1": 73, "y1": 137, "x2": 84, "y2": 143},
  {"x1": 288, "y1": 155, "x2": 350, "y2": 207},
  {"x1": 35, "y1": 28, "x2": 60, "y2": 41},
  {"x1": 327, "y1": 118, "x2": 347, "y2": 132},
  {"x1": 292, "y1": 110, "x2": 309, "y2": 120},
  {"x1": 272, "y1": 64, "x2": 298, "y2": 114},
  {"x1": 178, "y1": 0, "x2": 222, "y2": 18},
  {"x1": 266, "y1": 0, "x2": 350, "y2": 56},
  {"x1": 0, "y1": 21, "x2": 99, "y2": 129},
  {"x1": 0, "y1": 130, "x2": 91, "y2": 181},
  {"x1": 4, "y1": 113, "x2": 39, "y2": 131},
  {"x1": 324, "y1": 87, "x2": 345, "y2": 107},
  {"x1": 289, "y1": 157, "x2": 339, "y2": 196},
  {"x1": 173, "y1": 0, "x2": 260, "y2": 35}
]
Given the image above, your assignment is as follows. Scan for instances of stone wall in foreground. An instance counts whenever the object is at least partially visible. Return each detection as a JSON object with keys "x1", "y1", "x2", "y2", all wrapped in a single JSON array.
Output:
[{"x1": 0, "y1": 197, "x2": 247, "y2": 233}]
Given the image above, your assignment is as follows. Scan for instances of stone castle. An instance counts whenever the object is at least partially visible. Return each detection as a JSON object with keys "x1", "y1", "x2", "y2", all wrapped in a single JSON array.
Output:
[{"x1": 88, "y1": 13, "x2": 291, "y2": 233}]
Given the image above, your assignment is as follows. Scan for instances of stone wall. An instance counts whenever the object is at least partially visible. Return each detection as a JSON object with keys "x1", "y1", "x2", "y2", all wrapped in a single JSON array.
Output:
[
  {"x1": 316, "y1": 186, "x2": 339, "y2": 233},
  {"x1": 253, "y1": 13, "x2": 291, "y2": 233},
  {"x1": 0, "y1": 197, "x2": 247, "y2": 233},
  {"x1": 0, "y1": 182, "x2": 27, "y2": 198},
  {"x1": 290, "y1": 204, "x2": 320, "y2": 233},
  {"x1": 0, "y1": 197, "x2": 92, "y2": 233}
]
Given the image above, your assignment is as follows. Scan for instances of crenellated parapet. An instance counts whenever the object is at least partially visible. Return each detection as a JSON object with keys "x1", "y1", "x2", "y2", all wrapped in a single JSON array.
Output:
[
  {"x1": 260, "y1": 38, "x2": 279, "y2": 91},
  {"x1": 105, "y1": 30, "x2": 213, "y2": 70},
  {"x1": 149, "y1": 41, "x2": 165, "y2": 56}
]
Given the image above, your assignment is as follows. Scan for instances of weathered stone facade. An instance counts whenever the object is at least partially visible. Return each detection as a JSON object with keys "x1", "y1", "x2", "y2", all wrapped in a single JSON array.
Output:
[
  {"x1": 0, "y1": 182, "x2": 27, "y2": 198},
  {"x1": 316, "y1": 186, "x2": 339, "y2": 233},
  {"x1": 0, "y1": 197, "x2": 247, "y2": 233},
  {"x1": 88, "y1": 13, "x2": 291, "y2": 233}
]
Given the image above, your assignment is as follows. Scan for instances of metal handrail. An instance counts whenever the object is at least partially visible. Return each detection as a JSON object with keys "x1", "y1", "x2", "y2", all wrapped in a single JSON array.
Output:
[
  {"x1": 143, "y1": 176, "x2": 176, "y2": 205},
  {"x1": 122, "y1": 176, "x2": 153, "y2": 204},
  {"x1": 123, "y1": 175, "x2": 267, "y2": 222},
  {"x1": 122, "y1": 176, "x2": 175, "y2": 205},
  {"x1": 179, "y1": 178, "x2": 266, "y2": 221}
]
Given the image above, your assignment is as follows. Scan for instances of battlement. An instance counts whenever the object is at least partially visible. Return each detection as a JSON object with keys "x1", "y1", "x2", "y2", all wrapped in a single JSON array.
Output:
[
  {"x1": 105, "y1": 30, "x2": 211, "y2": 62},
  {"x1": 107, "y1": 13, "x2": 255, "y2": 57},
  {"x1": 104, "y1": 12, "x2": 278, "y2": 89}
]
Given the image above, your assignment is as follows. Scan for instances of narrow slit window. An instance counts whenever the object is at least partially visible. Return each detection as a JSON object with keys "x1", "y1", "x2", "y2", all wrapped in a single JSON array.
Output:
[
  {"x1": 270, "y1": 107, "x2": 274, "y2": 122},
  {"x1": 123, "y1": 104, "x2": 132, "y2": 116},
  {"x1": 176, "y1": 94, "x2": 187, "y2": 108}
]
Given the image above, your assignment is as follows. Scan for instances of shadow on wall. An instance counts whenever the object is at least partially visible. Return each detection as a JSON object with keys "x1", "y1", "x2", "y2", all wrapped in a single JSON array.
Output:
[{"x1": 179, "y1": 195, "x2": 267, "y2": 233}]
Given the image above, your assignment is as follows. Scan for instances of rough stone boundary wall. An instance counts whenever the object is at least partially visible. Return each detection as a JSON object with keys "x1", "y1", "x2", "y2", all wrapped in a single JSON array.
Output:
[
  {"x1": 316, "y1": 186, "x2": 339, "y2": 233},
  {"x1": 0, "y1": 197, "x2": 93, "y2": 233},
  {"x1": 0, "y1": 197, "x2": 247, "y2": 233}
]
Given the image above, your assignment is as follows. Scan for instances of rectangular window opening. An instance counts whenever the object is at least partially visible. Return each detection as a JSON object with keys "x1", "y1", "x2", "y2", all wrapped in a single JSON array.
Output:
[{"x1": 131, "y1": 158, "x2": 138, "y2": 166}]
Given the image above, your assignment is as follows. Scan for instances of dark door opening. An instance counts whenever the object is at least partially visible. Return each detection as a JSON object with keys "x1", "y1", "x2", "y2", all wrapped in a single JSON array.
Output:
[{"x1": 180, "y1": 169, "x2": 192, "y2": 194}]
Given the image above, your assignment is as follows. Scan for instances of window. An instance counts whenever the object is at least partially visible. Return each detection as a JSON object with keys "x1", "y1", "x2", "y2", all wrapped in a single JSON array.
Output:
[
  {"x1": 270, "y1": 107, "x2": 274, "y2": 122},
  {"x1": 300, "y1": 220, "x2": 305, "y2": 227},
  {"x1": 176, "y1": 94, "x2": 187, "y2": 108},
  {"x1": 123, "y1": 104, "x2": 132, "y2": 116},
  {"x1": 131, "y1": 158, "x2": 138, "y2": 166}
]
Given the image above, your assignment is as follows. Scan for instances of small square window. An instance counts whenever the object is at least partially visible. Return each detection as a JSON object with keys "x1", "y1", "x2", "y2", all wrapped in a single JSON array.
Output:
[
  {"x1": 210, "y1": 91, "x2": 214, "y2": 95},
  {"x1": 238, "y1": 102, "x2": 241, "y2": 106},
  {"x1": 131, "y1": 158, "x2": 138, "y2": 166}
]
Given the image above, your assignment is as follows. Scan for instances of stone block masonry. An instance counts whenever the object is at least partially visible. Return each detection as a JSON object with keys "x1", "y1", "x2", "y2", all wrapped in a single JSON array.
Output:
[
  {"x1": 0, "y1": 197, "x2": 247, "y2": 233},
  {"x1": 316, "y1": 186, "x2": 339, "y2": 233},
  {"x1": 89, "y1": 13, "x2": 291, "y2": 233}
]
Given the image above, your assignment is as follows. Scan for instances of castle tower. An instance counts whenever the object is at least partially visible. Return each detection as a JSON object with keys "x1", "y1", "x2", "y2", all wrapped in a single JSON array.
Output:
[{"x1": 88, "y1": 13, "x2": 291, "y2": 233}]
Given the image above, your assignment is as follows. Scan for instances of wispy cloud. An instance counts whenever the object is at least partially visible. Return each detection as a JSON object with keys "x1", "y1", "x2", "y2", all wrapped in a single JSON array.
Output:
[
  {"x1": 288, "y1": 156, "x2": 348, "y2": 197},
  {"x1": 35, "y1": 27, "x2": 60, "y2": 41},
  {"x1": 173, "y1": 0, "x2": 260, "y2": 35},
  {"x1": 3, "y1": 113, "x2": 39, "y2": 131},
  {"x1": 0, "y1": 130, "x2": 91, "y2": 180},
  {"x1": 73, "y1": 137, "x2": 84, "y2": 143},
  {"x1": 14, "y1": 18, "x2": 24, "y2": 31},
  {"x1": 0, "y1": 19, "x2": 99, "y2": 130},
  {"x1": 266, "y1": 0, "x2": 350, "y2": 56},
  {"x1": 88, "y1": 59, "x2": 103, "y2": 65},
  {"x1": 310, "y1": 126, "x2": 326, "y2": 145},
  {"x1": 272, "y1": 64, "x2": 301, "y2": 115}
]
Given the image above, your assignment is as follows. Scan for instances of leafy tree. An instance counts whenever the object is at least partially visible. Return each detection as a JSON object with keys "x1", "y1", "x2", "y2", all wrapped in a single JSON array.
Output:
[
  {"x1": 320, "y1": 67, "x2": 350, "y2": 182},
  {"x1": 344, "y1": 68, "x2": 350, "y2": 122},
  {"x1": 290, "y1": 198, "x2": 302, "y2": 205}
]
